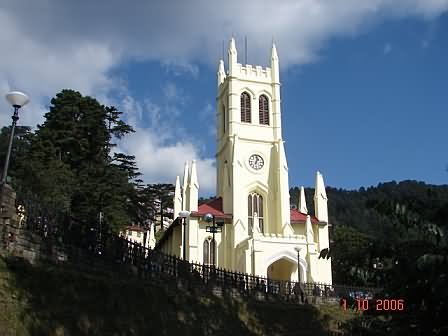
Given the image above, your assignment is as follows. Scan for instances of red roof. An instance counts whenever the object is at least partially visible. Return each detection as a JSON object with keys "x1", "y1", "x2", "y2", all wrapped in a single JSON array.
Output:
[
  {"x1": 190, "y1": 197, "x2": 232, "y2": 219},
  {"x1": 188, "y1": 198, "x2": 319, "y2": 223},
  {"x1": 290, "y1": 208, "x2": 319, "y2": 224},
  {"x1": 125, "y1": 225, "x2": 146, "y2": 232}
]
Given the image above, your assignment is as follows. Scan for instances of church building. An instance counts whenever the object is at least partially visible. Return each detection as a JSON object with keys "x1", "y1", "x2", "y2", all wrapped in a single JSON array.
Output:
[{"x1": 156, "y1": 38, "x2": 332, "y2": 284}]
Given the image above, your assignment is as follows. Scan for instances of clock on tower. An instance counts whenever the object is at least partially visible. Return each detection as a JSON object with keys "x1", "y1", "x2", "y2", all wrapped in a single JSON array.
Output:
[{"x1": 248, "y1": 154, "x2": 264, "y2": 170}]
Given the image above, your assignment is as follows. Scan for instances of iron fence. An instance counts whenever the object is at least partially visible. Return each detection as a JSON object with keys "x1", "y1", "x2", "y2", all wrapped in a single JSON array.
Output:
[{"x1": 1, "y1": 217, "x2": 382, "y2": 305}]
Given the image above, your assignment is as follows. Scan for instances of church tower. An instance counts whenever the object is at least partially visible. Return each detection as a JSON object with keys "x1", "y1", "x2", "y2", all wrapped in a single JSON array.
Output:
[{"x1": 216, "y1": 38, "x2": 293, "y2": 250}]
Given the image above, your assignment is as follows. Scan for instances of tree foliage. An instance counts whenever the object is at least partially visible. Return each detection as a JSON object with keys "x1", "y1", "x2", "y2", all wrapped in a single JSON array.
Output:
[
  {"x1": 291, "y1": 181, "x2": 448, "y2": 334},
  {"x1": 6, "y1": 90, "x2": 140, "y2": 236}
]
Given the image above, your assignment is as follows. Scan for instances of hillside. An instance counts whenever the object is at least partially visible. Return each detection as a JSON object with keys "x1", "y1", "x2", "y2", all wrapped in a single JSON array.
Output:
[
  {"x1": 0, "y1": 255, "x2": 354, "y2": 336},
  {"x1": 290, "y1": 180, "x2": 448, "y2": 334},
  {"x1": 291, "y1": 180, "x2": 448, "y2": 239}
]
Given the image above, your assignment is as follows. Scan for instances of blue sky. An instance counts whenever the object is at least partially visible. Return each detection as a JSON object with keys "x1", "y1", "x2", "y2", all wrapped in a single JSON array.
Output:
[
  {"x1": 284, "y1": 16, "x2": 448, "y2": 189},
  {"x1": 1, "y1": 1, "x2": 447, "y2": 195}
]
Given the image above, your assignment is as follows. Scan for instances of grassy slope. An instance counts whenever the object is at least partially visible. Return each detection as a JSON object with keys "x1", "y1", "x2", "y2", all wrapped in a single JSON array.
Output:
[{"x1": 0, "y1": 256, "x2": 355, "y2": 336}]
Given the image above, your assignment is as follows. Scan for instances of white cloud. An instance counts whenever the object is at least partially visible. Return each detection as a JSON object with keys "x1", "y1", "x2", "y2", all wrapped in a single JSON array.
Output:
[
  {"x1": 161, "y1": 60, "x2": 200, "y2": 78},
  {"x1": 1, "y1": 0, "x2": 447, "y2": 194},
  {"x1": 0, "y1": 9, "x2": 119, "y2": 128},
  {"x1": 116, "y1": 95, "x2": 216, "y2": 194},
  {"x1": 117, "y1": 124, "x2": 216, "y2": 194}
]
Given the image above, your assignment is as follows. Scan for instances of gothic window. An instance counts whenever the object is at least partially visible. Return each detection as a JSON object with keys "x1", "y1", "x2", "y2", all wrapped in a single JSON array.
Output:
[
  {"x1": 203, "y1": 237, "x2": 216, "y2": 265},
  {"x1": 259, "y1": 95, "x2": 269, "y2": 125},
  {"x1": 248, "y1": 194, "x2": 253, "y2": 232},
  {"x1": 240, "y1": 92, "x2": 251, "y2": 123},
  {"x1": 248, "y1": 193, "x2": 264, "y2": 233}
]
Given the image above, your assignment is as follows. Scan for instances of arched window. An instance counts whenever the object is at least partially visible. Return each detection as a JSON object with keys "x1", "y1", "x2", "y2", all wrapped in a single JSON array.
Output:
[
  {"x1": 203, "y1": 237, "x2": 216, "y2": 265},
  {"x1": 259, "y1": 95, "x2": 269, "y2": 125},
  {"x1": 248, "y1": 192, "x2": 264, "y2": 233},
  {"x1": 240, "y1": 92, "x2": 251, "y2": 123}
]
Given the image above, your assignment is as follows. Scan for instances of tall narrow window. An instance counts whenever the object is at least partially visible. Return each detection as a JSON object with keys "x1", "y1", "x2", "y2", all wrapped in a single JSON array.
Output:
[
  {"x1": 259, "y1": 95, "x2": 269, "y2": 125},
  {"x1": 222, "y1": 104, "x2": 226, "y2": 134},
  {"x1": 203, "y1": 239, "x2": 209, "y2": 264},
  {"x1": 240, "y1": 92, "x2": 251, "y2": 123},
  {"x1": 203, "y1": 237, "x2": 216, "y2": 265},
  {"x1": 248, "y1": 194, "x2": 253, "y2": 232},
  {"x1": 258, "y1": 197, "x2": 264, "y2": 233},
  {"x1": 248, "y1": 192, "x2": 264, "y2": 233}
]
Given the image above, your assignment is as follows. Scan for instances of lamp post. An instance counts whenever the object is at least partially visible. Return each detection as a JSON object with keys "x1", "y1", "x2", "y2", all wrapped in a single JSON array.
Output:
[
  {"x1": 179, "y1": 210, "x2": 190, "y2": 260},
  {"x1": 2, "y1": 91, "x2": 29, "y2": 184},
  {"x1": 203, "y1": 213, "x2": 224, "y2": 267},
  {"x1": 372, "y1": 257, "x2": 384, "y2": 288},
  {"x1": 294, "y1": 247, "x2": 302, "y2": 283}
]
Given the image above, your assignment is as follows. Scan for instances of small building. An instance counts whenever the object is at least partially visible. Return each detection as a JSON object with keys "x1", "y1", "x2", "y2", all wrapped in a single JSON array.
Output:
[{"x1": 122, "y1": 224, "x2": 156, "y2": 249}]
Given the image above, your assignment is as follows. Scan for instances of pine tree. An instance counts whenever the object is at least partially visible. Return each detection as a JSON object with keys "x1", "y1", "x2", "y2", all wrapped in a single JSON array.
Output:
[{"x1": 13, "y1": 90, "x2": 140, "y2": 236}]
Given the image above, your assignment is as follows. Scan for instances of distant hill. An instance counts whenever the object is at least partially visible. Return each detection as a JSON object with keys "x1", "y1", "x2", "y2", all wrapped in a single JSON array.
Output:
[{"x1": 290, "y1": 180, "x2": 448, "y2": 240}]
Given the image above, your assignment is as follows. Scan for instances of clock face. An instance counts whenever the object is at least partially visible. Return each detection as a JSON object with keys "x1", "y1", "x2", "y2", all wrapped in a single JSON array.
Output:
[{"x1": 248, "y1": 154, "x2": 264, "y2": 170}]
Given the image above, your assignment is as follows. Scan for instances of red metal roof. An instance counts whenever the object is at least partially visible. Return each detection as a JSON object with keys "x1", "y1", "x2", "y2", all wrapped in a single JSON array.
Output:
[
  {"x1": 190, "y1": 197, "x2": 232, "y2": 219},
  {"x1": 125, "y1": 225, "x2": 146, "y2": 232},
  {"x1": 290, "y1": 208, "x2": 320, "y2": 224},
  {"x1": 188, "y1": 198, "x2": 319, "y2": 223}
]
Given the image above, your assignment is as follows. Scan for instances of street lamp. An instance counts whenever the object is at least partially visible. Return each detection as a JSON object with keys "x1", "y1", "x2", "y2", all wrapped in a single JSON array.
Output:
[
  {"x1": 2, "y1": 91, "x2": 29, "y2": 184},
  {"x1": 179, "y1": 210, "x2": 190, "y2": 260},
  {"x1": 203, "y1": 213, "x2": 224, "y2": 267},
  {"x1": 294, "y1": 247, "x2": 302, "y2": 283},
  {"x1": 372, "y1": 257, "x2": 384, "y2": 288}
]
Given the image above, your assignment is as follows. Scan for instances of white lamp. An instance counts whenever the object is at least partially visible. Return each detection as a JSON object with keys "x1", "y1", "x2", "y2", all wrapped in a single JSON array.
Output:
[
  {"x1": 2, "y1": 91, "x2": 30, "y2": 184},
  {"x1": 6, "y1": 91, "x2": 29, "y2": 108}
]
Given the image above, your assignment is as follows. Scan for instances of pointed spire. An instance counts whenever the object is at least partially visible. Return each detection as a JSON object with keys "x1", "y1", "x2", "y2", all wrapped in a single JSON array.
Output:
[
  {"x1": 298, "y1": 186, "x2": 308, "y2": 214},
  {"x1": 314, "y1": 171, "x2": 327, "y2": 200},
  {"x1": 229, "y1": 37, "x2": 237, "y2": 54},
  {"x1": 187, "y1": 160, "x2": 199, "y2": 211},
  {"x1": 228, "y1": 37, "x2": 237, "y2": 75},
  {"x1": 314, "y1": 171, "x2": 328, "y2": 223},
  {"x1": 271, "y1": 43, "x2": 278, "y2": 61},
  {"x1": 182, "y1": 161, "x2": 189, "y2": 210},
  {"x1": 271, "y1": 42, "x2": 279, "y2": 84},
  {"x1": 305, "y1": 215, "x2": 314, "y2": 243},
  {"x1": 174, "y1": 175, "x2": 182, "y2": 219},
  {"x1": 189, "y1": 160, "x2": 199, "y2": 189},
  {"x1": 217, "y1": 59, "x2": 226, "y2": 86}
]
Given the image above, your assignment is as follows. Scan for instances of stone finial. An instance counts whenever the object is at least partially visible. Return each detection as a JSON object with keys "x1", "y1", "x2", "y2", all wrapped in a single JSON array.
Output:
[
  {"x1": 228, "y1": 37, "x2": 237, "y2": 75},
  {"x1": 174, "y1": 175, "x2": 182, "y2": 219},
  {"x1": 182, "y1": 161, "x2": 189, "y2": 210},
  {"x1": 314, "y1": 171, "x2": 328, "y2": 223},
  {"x1": 298, "y1": 186, "x2": 308, "y2": 214},
  {"x1": 218, "y1": 59, "x2": 226, "y2": 86}
]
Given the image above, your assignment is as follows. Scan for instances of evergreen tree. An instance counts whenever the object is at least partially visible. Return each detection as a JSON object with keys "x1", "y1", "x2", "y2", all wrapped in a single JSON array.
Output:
[
  {"x1": 141, "y1": 183, "x2": 174, "y2": 229},
  {"x1": 13, "y1": 90, "x2": 139, "y2": 236}
]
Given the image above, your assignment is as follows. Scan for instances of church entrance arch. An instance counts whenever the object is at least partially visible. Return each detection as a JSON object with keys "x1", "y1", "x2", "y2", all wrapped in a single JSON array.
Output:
[
  {"x1": 267, "y1": 258, "x2": 296, "y2": 281},
  {"x1": 264, "y1": 250, "x2": 307, "y2": 283}
]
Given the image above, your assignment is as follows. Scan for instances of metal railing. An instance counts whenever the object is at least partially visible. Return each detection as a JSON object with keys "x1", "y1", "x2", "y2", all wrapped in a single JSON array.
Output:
[{"x1": 1, "y1": 218, "x2": 381, "y2": 305}]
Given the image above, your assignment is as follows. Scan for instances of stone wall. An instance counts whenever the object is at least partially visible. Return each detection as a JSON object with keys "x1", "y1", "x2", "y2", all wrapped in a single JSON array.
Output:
[{"x1": 0, "y1": 183, "x2": 18, "y2": 249}]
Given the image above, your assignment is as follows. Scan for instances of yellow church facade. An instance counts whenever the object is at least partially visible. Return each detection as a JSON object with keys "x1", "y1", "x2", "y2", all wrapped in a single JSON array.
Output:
[{"x1": 157, "y1": 38, "x2": 332, "y2": 285}]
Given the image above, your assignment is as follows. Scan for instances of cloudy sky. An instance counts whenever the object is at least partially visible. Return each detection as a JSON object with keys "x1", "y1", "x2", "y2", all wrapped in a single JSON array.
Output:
[{"x1": 1, "y1": 0, "x2": 447, "y2": 195}]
